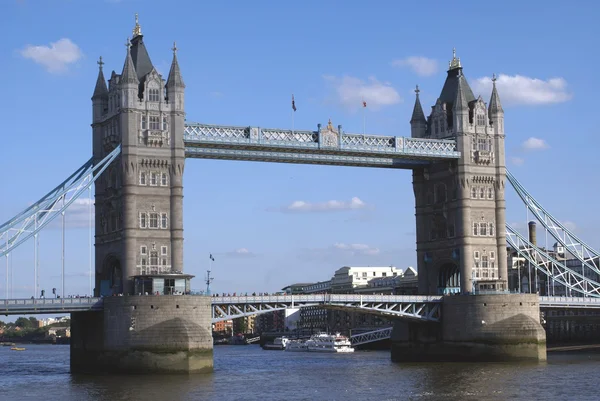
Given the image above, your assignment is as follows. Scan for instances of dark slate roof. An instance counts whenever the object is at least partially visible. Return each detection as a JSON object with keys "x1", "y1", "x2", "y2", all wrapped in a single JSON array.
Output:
[
  {"x1": 166, "y1": 53, "x2": 185, "y2": 88},
  {"x1": 439, "y1": 67, "x2": 475, "y2": 106},
  {"x1": 488, "y1": 81, "x2": 503, "y2": 114},
  {"x1": 92, "y1": 67, "x2": 108, "y2": 99},
  {"x1": 130, "y1": 35, "x2": 154, "y2": 82},
  {"x1": 410, "y1": 94, "x2": 426, "y2": 123}
]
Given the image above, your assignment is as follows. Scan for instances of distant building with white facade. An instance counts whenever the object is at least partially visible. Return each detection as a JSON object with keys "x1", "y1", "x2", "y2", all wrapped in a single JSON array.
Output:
[{"x1": 331, "y1": 266, "x2": 400, "y2": 293}]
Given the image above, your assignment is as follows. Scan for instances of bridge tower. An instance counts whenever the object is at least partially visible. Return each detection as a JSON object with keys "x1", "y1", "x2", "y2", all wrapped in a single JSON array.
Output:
[
  {"x1": 91, "y1": 15, "x2": 187, "y2": 296},
  {"x1": 392, "y1": 51, "x2": 546, "y2": 363},
  {"x1": 411, "y1": 50, "x2": 508, "y2": 295},
  {"x1": 72, "y1": 16, "x2": 212, "y2": 374}
]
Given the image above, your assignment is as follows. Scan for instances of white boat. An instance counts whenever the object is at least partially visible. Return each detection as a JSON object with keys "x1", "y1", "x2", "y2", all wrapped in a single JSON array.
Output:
[
  {"x1": 285, "y1": 333, "x2": 354, "y2": 353},
  {"x1": 263, "y1": 336, "x2": 289, "y2": 350},
  {"x1": 285, "y1": 339, "x2": 309, "y2": 352}
]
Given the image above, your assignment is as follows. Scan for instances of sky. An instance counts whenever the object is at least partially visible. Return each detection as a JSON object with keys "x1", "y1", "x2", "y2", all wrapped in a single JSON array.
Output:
[{"x1": 1, "y1": 0, "x2": 599, "y2": 300}]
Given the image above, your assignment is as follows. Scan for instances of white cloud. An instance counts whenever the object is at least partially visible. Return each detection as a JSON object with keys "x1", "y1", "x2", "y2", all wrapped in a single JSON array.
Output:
[
  {"x1": 391, "y1": 56, "x2": 438, "y2": 77},
  {"x1": 472, "y1": 74, "x2": 572, "y2": 106},
  {"x1": 333, "y1": 242, "x2": 380, "y2": 256},
  {"x1": 510, "y1": 156, "x2": 525, "y2": 166},
  {"x1": 44, "y1": 198, "x2": 94, "y2": 229},
  {"x1": 224, "y1": 248, "x2": 257, "y2": 258},
  {"x1": 522, "y1": 137, "x2": 549, "y2": 151},
  {"x1": 20, "y1": 38, "x2": 83, "y2": 73},
  {"x1": 280, "y1": 197, "x2": 368, "y2": 213},
  {"x1": 323, "y1": 75, "x2": 401, "y2": 110}
]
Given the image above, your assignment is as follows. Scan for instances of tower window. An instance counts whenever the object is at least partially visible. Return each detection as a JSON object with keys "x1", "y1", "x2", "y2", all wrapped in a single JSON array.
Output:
[
  {"x1": 479, "y1": 187, "x2": 485, "y2": 199},
  {"x1": 149, "y1": 213, "x2": 159, "y2": 229},
  {"x1": 149, "y1": 116, "x2": 160, "y2": 130},
  {"x1": 161, "y1": 173, "x2": 168, "y2": 186},
  {"x1": 140, "y1": 172, "x2": 146, "y2": 185},
  {"x1": 489, "y1": 223, "x2": 495, "y2": 236},
  {"x1": 471, "y1": 187, "x2": 477, "y2": 199},
  {"x1": 141, "y1": 258, "x2": 147, "y2": 266},
  {"x1": 162, "y1": 258, "x2": 168, "y2": 266},
  {"x1": 479, "y1": 222, "x2": 487, "y2": 236},
  {"x1": 141, "y1": 246, "x2": 147, "y2": 255},
  {"x1": 161, "y1": 246, "x2": 167, "y2": 256},
  {"x1": 477, "y1": 114, "x2": 486, "y2": 126},
  {"x1": 162, "y1": 117, "x2": 168, "y2": 130},
  {"x1": 141, "y1": 115, "x2": 147, "y2": 130},
  {"x1": 148, "y1": 89, "x2": 160, "y2": 102},
  {"x1": 150, "y1": 251, "x2": 158, "y2": 266},
  {"x1": 481, "y1": 256, "x2": 489, "y2": 268},
  {"x1": 473, "y1": 222, "x2": 478, "y2": 236},
  {"x1": 139, "y1": 213, "x2": 147, "y2": 228},
  {"x1": 487, "y1": 187, "x2": 494, "y2": 199},
  {"x1": 150, "y1": 172, "x2": 157, "y2": 186},
  {"x1": 490, "y1": 251, "x2": 496, "y2": 260},
  {"x1": 161, "y1": 213, "x2": 168, "y2": 229},
  {"x1": 478, "y1": 138, "x2": 491, "y2": 152},
  {"x1": 474, "y1": 251, "x2": 480, "y2": 259}
]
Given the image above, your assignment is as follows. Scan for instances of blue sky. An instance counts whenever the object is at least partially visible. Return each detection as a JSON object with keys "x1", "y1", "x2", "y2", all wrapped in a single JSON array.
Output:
[{"x1": 1, "y1": 0, "x2": 599, "y2": 299}]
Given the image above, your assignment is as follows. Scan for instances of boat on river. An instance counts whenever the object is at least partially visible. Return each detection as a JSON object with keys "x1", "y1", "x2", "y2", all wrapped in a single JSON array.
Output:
[
  {"x1": 263, "y1": 336, "x2": 289, "y2": 350},
  {"x1": 285, "y1": 333, "x2": 354, "y2": 353},
  {"x1": 10, "y1": 347, "x2": 26, "y2": 351}
]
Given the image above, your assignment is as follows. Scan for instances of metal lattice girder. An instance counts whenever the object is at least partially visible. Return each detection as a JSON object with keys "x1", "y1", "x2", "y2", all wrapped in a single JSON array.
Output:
[
  {"x1": 0, "y1": 146, "x2": 121, "y2": 257},
  {"x1": 210, "y1": 294, "x2": 443, "y2": 323},
  {"x1": 350, "y1": 327, "x2": 393, "y2": 346},
  {"x1": 506, "y1": 224, "x2": 600, "y2": 297},
  {"x1": 183, "y1": 123, "x2": 460, "y2": 163},
  {"x1": 506, "y1": 170, "x2": 600, "y2": 277}
]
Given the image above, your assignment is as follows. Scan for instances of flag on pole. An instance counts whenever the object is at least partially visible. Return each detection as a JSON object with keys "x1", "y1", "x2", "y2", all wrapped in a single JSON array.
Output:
[
  {"x1": 362, "y1": 100, "x2": 367, "y2": 108},
  {"x1": 209, "y1": 254, "x2": 215, "y2": 261},
  {"x1": 292, "y1": 94, "x2": 297, "y2": 112}
]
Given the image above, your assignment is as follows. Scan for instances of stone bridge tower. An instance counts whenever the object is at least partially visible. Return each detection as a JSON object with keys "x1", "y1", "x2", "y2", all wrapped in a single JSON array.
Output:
[
  {"x1": 411, "y1": 50, "x2": 507, "y2": 295},
  {"x1": 91, "y1": 16, "x2": 186, "y2": 296}
]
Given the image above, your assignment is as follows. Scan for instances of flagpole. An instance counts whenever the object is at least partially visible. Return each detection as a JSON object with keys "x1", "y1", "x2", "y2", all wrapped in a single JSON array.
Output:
[{"x1": 363, "y1": 106, "x2": 365, "y2": 135}]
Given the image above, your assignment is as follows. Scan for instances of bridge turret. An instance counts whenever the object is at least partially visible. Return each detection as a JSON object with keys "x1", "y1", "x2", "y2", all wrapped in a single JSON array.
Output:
[
  {"x1": 91, "y1": 56, "x2": 108, "y2": 123},
  {"x1": 410, "y1": 85, "x2": 427, "y2": 138},
  {"x1": 120, "y1": 38, "x2": 139, "y2": 108},
  {"x1": 452, "y1": 72, "x2": 469, "y2": 133},
  {"x1": 488, "y1": 74, "x2": 504, "y2": 136}
]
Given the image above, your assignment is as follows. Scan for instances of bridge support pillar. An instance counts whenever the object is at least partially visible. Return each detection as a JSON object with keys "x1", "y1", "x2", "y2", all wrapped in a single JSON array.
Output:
[
  {"x1": 71, "y1": 295, "x2": 213, "y2": 374},
  {"x1": 391, "y1": 294, "x2": 546, "y2": 362}
]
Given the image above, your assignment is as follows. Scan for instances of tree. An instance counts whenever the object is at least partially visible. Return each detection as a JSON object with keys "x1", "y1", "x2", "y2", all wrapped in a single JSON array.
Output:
[
  {"x1": 28, "y1": 317, "x2": 38, "y2": 327},
  {"x1": 15, "y1": 317, "x2": 32, "y2": 329}
]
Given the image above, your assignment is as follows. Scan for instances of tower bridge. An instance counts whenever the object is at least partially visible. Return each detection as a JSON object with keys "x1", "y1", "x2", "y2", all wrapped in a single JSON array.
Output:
[{"x1": 2, "y1": 16, "x2": 599, "y2": 372}]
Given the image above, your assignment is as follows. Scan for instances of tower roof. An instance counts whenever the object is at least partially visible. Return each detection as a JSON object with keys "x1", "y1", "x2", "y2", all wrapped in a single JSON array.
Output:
[
  {"x1": 92, "y1": 56, "x2": 108, "y2": 99},
  {"x1": 121, "y1": 38, "x2": 139, "y2": 85},
  {"x1": 410, "y1": 85, "x2": 426, "y2": 124},
  {"x1": 128, "y1": 14, "x2": 154, "y2": 82},
  {"x1": 453, "y1": 72, "x2": 469, "y2": 111},
  {"x1": 438, "y1": 49, "x2": 475, "y2": 106},
  {"x1": 166, "y1": 42, "x2": 185, "y2": 89},
  {"x1": 488, "y1": 74, "x2": 504, "y2": 114}
]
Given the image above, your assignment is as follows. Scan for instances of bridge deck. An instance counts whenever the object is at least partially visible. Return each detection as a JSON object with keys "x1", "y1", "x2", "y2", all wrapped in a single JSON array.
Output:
[
  {"x1": 3, "y1": 295, "x2": 598, "y2": 321},
  {"x1": 184, "y1": 123, "x2": 460, "y2": 168}
]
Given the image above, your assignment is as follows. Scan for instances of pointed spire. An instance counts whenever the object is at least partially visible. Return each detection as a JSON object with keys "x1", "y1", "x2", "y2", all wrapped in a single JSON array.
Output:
[
  {"x1": 410, "y1": 85, "x2": 426, "y2": 123},
  {"x1": 488, "y1": 73, "x2": 503, "y2": 114},
  {"x1": 92, "y1": 56, "x2": 108, "y2": 99},
  {"x1": 453, "y1": 72, "x2": 468, "y2": 111},
  {"x1": 166, "y1": 41, "x2": 185, "y2": 89},
  {"x1": 449, "y1": 47, "x2": 462, "y2": 70},
  {"x1": 121, "y1": 38, "x2": 139, "y2": 85}
]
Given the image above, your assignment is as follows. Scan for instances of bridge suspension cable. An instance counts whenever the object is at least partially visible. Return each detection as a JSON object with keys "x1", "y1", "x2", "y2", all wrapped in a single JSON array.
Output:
[
  {"x1": 506, "y1": 170, "x2": 600, "y2": 280},
  {"x1": 506, "y1": 224, "x2": 600, "y2": 297},
  {"x1": 0, "y1": 146, "x2": 121, "y2": 258}
]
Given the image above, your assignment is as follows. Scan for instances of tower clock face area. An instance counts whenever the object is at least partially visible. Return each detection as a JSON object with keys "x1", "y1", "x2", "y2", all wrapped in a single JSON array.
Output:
[{"x1": 91, "y1": 18, "x2": 188, "y2": 296}]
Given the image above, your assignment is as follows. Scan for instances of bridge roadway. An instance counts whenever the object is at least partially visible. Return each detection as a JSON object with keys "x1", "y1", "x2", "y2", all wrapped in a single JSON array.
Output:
[{"x1": 2, "y1": 295, "x2": 599, "y2": 322}]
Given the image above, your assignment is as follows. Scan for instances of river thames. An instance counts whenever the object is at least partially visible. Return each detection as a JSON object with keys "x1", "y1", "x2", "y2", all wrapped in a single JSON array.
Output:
[{"x1": 1, "y1": 344, "x2": 599, "y2": 400}]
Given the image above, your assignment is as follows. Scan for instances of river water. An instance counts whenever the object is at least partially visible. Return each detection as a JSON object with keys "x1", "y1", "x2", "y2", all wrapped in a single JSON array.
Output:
[{"x1": 0, "y1": 344, "x2": 598, "y2": 401}]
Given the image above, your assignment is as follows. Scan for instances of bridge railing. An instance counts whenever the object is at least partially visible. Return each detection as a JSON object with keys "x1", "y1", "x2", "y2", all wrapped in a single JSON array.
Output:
[{"x1": 210, "y1": 294, "x2": 443, "y2": 304}]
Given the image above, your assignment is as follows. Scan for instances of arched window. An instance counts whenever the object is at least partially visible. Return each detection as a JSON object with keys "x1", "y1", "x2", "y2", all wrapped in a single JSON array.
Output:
[
  {"x1": 140, "y1": 172, "x2": 146, "y2": 185},
  {"x1": 471, "y1": 187, "x2": 477, "y2": 198}
]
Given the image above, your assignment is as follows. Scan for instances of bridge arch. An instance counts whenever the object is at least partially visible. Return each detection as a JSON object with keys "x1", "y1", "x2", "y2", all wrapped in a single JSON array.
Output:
[
  {"x1": 437, "y1": 262, "x2": 460, "y2": 295},
  {"x1": 99, "y1": 254, "x2": 122, "y2": 296}
]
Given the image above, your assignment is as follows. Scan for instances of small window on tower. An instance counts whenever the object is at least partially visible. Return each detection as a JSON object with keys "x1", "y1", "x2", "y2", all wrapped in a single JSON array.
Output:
[
  {"x1": 150, "y1": 172, "x2": 157, "y2": 186},
  {"x1": 471, "y1": 187, "x2": 477, "y2": 199},
  {"x1": 140, "y1": 172, "x2": 146, "y2": 185},
  {"x1": 148, "y1": 89, "x2": 160, "y2": 102},
  {"x1": 161, "y1": 213, "x2": 168, "y2": 229},
  {"x1": 162, "y1": 117, "x2": 168, "y2": 130},
  {"x1": 161, "y1": 246, "x2": 167, "y2": 256},
  {"x1": 149, "y1": 213, "x2": 159, "y2": 229},
  {"x1": 141, "y1": 246, "x2": 147, "y2": 255},
  {"x1": 161, "y1": 173, "x2": 168, "y2": 186},
  {"x1": 141, "y1": 115, "x2": 147, "y2": 130},
  {"x1": 139, "y1": 213, "x2": 147, "y2": 228},
  {"x1": 487, "y1": 187, "x2": 494, "y2": 199},
  {"x1": 149, "y1": 116, "x2": 160, "y2": 130}
]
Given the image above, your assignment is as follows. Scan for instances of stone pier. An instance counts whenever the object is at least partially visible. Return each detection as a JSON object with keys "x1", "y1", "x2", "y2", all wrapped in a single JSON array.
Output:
[
  {"x1": 71, "y1": 295, "x2": 213, "y2": 374},
  {"x1": 391, "y1": 294, "x2": 547, "y2": 362}
]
